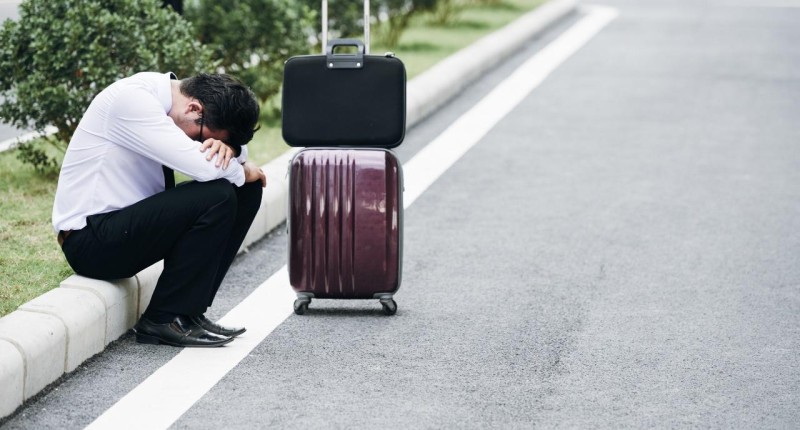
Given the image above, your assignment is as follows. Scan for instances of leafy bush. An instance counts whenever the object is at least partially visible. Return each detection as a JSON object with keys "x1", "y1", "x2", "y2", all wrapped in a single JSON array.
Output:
[
  {"x1": 305, "y1": 0, "x2": 440, "y2": 50},
  {"x1": 0, "y1": 0, "x2": 212, "y2": 169},
  {"x1": 185, "y1": 0, "x2": 314, "y2": 103},
  {"x1": 300, "y1": 0, "x2": 365, "y2": 45},
  {"x1": 430, "y1": 0, "x2": 461, "y2": 25},
  {"x1": 374, "y1": 0, "x2": 438, "y2": 48}
]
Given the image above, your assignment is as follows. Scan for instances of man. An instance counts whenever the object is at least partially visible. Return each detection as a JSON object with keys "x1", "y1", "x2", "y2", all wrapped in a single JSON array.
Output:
[{"x1": 52, "y1": 72, "x2": 267, "y2": 348}]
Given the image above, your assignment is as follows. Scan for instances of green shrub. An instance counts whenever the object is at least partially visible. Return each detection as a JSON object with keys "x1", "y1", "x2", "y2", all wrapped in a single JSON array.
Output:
[
  {"x1": 0, "y1": 0, "x2": 213, "y2": 167},
  {"x1": 306, "y1": 0, "x2": 440, "y2": 50},
  {"x1": 185, "y1": 0, "x2": 314, "y2": 103},
  {"x1": 300, "y1": 0, "x2": 365, "y2": 45},
  {"x1": 374, "y1": 0, "x2": 438, "y2": 48},
  {"x1": 15, "y1": 140, "x2": 59, "y2": 176},
  {"x1": 430, "y1": 0, "x2": 461, "y2": 25}
]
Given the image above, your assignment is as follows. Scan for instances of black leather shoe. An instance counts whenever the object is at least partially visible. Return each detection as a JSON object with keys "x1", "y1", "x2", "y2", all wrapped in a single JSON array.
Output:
[
  {"x1": 133, "y1": 315, "x2": 233, "y2": 347},
  {"x1": 189, "y1": 314, "x2": 246, "y2": 337}
]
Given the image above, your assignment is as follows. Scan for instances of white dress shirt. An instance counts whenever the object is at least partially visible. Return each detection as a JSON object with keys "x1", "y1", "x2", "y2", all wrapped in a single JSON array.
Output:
[{"x1": 52, "y1": 72, "x2": 247, "y2": 232}]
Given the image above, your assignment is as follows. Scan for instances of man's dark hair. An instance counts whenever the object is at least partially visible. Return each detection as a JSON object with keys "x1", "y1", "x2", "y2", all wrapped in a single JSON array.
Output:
[{"x1": 180, "y1": 73, "x2": 260, "y2": 149}]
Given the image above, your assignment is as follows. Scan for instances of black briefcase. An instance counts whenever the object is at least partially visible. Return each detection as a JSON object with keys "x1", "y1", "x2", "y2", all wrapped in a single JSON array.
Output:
[{"x1": 281, "y1": 3, "x2": 406, "y2": 148}]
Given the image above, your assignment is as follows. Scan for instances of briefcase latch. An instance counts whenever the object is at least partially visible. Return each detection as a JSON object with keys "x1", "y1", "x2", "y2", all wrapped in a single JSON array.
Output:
[{"x1": 326, "y1": 39, "x2": 365, "y2": 69}]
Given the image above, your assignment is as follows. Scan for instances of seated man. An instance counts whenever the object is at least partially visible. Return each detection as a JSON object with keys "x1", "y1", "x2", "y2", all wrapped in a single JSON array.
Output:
[{"x1": 52, "y1": 72, "x2": 267, "y2": 348}]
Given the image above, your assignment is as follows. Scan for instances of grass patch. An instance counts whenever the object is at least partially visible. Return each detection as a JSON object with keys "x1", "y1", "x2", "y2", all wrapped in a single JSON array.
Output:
[
  {"x1": 0, "y1": 0, "x2": 545, "y2": 317},
  {"x1": 374, "y1": 0, "x2": 544, "y2": 78},
  {"x1": 0, "y1": 147, "x2": 72, "y2": 316}
]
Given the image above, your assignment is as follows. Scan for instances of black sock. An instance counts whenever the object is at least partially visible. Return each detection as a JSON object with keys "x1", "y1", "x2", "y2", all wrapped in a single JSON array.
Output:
[{"x1": 142, "y1": 310, "x2": 176, "y2": 324}]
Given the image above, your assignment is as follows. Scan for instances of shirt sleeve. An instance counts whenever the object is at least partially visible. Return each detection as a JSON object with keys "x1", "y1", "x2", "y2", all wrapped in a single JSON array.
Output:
[{"x1": 105, "y1": 86, "x2": 246, "y2": 186}]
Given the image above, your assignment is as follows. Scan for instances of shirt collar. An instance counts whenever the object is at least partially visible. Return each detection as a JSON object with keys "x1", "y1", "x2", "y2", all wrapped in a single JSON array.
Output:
[{"x1": 161, "y1": 72, "x2": 178, "y2": 114}]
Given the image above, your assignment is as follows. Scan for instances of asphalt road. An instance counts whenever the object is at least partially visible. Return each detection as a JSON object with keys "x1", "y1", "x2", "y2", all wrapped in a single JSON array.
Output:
[{"x1": 2, "y1": 0, "x2": 799, "y2": 428}]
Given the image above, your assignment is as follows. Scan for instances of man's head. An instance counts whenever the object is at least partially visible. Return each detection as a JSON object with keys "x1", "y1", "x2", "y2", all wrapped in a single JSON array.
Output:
[{"x1": 179, "y1": 73, "x2": 260, "y2": 149}]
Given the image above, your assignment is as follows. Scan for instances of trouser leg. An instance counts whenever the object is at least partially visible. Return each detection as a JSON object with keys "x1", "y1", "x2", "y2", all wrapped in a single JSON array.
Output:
[
  {"x1": 61, "y1": 179, "x2": 260, "y2": 317},
  {"x1": 205, "y1": 180, "x2": 263, "y2": 307}
]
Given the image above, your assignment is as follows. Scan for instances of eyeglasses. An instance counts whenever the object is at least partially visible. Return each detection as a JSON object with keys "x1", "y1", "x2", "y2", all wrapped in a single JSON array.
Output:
[{"x1": 197, "y1": 115, "x2": 205, "y2": 143}]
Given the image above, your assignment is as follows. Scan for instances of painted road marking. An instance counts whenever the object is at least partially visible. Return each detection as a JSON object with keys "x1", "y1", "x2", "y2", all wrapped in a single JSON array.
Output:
[
  {"x1": 85, "y1": 6, "x2": 618, "y2": 429},
  {"x1": 403, "y1": 5, "x2": 618, "y2": 207}
]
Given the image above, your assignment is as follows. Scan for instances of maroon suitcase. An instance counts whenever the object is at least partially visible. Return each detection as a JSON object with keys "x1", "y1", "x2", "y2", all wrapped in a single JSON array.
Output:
[{"x1": 288, "y1": 148, "x2": 403, "y2": 315}]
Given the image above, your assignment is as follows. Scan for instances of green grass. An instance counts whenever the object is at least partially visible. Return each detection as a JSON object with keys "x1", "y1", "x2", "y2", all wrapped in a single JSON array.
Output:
[
  {"x1": 376, "y1": 0, "x2": 545, "y2": 78},
  {"x1": 0, "y1": 148, "x2": 73, "y2": 316},
  {"x1": 0, "y1": 0, "x2": 544, "y2": 317}
]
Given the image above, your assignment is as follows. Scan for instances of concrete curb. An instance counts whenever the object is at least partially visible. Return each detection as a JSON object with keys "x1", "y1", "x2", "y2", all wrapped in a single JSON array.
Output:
[{"x1": 0, "y1": 0, "x2": 576, "y2": 419}]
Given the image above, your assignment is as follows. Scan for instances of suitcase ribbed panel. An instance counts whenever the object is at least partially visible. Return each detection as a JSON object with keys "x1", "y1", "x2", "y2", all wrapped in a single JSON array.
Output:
[{"x1": 289, "y1": 149, "x2": 401, "y2": 299}]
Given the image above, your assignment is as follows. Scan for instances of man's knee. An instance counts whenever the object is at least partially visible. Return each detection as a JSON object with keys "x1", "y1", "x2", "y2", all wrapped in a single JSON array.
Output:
[
  {"x1": 236, "y1": 180, "x2": 263, "y2": 212},
  {"x1": 206, "y1": 178, "x2": 237, "y2": 200},
  {"x1": 193, "y1": 179, "x2": 237, "y2": 215}
]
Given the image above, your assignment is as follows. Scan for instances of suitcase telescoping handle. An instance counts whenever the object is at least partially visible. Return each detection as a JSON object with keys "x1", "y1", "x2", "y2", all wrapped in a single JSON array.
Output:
[{"x1": 322, "y1": 0, "x2": 370, "y2": 54}]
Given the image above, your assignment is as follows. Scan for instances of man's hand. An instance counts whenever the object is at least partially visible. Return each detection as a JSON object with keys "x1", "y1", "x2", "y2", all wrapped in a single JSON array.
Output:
[
  {"x1": 199, "y1": 139, "x2": 236, "y2": 169},
  {"x1": 242, "y1": 161, "x2": 267, "y2": 187}
]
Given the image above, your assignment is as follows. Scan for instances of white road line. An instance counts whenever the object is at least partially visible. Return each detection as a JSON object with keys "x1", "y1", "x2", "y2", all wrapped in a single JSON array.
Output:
[
  {"x1": 404, "y1": 5, "x2": 618, "y2": 207},
  {"x1": 85, "y1": 6, "x2": 617, "y2": 430},
  {"x1": 86, "y1": 270, "x2": 297, "y2": 430}
]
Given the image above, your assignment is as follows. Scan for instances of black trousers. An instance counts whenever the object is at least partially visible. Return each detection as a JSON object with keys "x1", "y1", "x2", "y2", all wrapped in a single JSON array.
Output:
[{"x1": 61, "y1": 179, "x2": 263, "y2": 317}]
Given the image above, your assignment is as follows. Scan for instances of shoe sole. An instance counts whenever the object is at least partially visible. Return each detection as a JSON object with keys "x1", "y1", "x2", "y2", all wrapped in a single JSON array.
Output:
[
  {"x1": 133, "y1": 330, "x2": 234, "y2": 348},
  {"x1": 227, "y1": 328, "x2": 246, "y2": 338}
]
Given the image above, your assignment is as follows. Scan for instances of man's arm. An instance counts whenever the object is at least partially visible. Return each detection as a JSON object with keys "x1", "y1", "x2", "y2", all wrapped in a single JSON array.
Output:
[
  {"x1": 106, "y1": 87, "x2": 246, "y2": 186},
  {"x1": 199, "y1": 140, "x2": 265, "y2": 187},
  {"x1": 199, "y1": 139, "x2": 240, "y2": 169}
]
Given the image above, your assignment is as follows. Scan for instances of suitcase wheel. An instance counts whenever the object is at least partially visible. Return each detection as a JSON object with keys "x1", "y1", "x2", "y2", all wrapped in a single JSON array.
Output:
[
  {"x1": 380, "y1": 298, "x2": 397, "y2": 316},
  {"x1": 293, "y1": 296, "x2": 397, "y2": 315},
  {"x1": 293, "y1": 297, "x2": 311, "y2": 315}
]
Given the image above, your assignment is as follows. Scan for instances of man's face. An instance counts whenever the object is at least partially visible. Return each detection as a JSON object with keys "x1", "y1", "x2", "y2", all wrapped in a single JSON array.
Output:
[
  {"x1": 191, "y1": 114, "x2": 230, "y2": 144},
  {"x1": 177, "y1": 100, "x2": 230, "y2": 144}
]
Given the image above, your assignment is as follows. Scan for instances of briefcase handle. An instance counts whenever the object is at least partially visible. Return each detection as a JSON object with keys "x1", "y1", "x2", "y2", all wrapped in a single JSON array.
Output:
[
  {"x1": 322, "y1": 0, "x2": 370, "y2": 54},
  {"x1": 325, "y1": 38, "x2": 365, "y2": 69}
]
